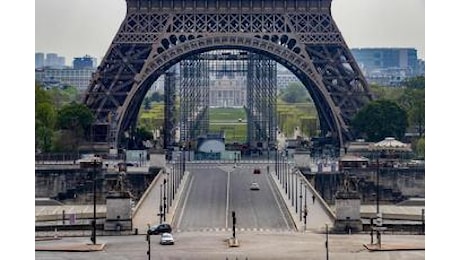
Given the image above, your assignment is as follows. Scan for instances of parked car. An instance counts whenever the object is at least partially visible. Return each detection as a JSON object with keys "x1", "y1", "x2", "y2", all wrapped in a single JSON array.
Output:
[
  {"x1": 159, "y1": 233, "x2": 175, "y2": 245},
  {"x1": 253, "y1": 168, "x2": 261, "y2": 174},
  {"x1": 147, "y1": 223, "x2": 172, "y2": 235},
  {"x1": 250, "y1": 182, "x2": 260, "y2": 190}
]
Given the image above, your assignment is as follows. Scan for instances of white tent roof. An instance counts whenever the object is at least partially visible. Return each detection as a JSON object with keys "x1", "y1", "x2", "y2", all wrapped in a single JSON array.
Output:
[{"x1": 369, "y1": 137, "x2": 412, "y2": 151}]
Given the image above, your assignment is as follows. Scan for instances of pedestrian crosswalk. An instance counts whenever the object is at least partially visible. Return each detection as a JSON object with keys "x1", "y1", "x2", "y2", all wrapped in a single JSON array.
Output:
[
  {"x1": 174, "y1": 227, "x2": 296, "y2": 233},
  {"x1": 186, "y1": 164, "x2": 270, "y2": 170}
]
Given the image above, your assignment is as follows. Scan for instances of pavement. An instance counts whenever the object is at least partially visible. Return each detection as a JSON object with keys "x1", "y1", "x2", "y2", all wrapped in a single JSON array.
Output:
[
  {"x1": 35, "y1": 242, "x2": 106, "y2": 252},
  {"x1": 35, "y1": 160, "x2": 425, "y2": 254},
  {"x1": 35, "y1": 235, "x2": 424, "y2": 253},
  {"x1": 269, "y1": 168, "x2": 335, "y2": 232},
  {"x1": 131, "y1": 169, "x2": 190, "y2": 234},
  {"x1": 35, "y1": 232, "x2": 425, "y2": 258},
  {"x1": 363, "y1": 243, "x2": 425, "y2": 251}
]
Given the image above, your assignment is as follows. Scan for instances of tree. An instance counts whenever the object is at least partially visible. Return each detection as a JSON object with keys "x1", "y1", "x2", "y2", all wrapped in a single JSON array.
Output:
[
  {"x1": 136, "y1": 126, "x2": 154, "y2": 141},
  {"x1": 35, "y1": 83, "x2": 56, "y2": 152},
  {"x1": 58, "y1": 102, "x2": 94, "y2": 133},
  {"x1": 398, "y1": 81, "x2": 425, "y2": 137},
  {"x1": 36, "y1": 103, "x2": 57, "y2": 152},
  {"x1": 369, "y1": 84, "x2": 404, "y2": 100},
  {"x1": 415, "y1": 137, "x2": 425, "y2": 159},
  {"x1": 150, "y1": 92, "x2": 164, "y2": 102},
  {"x1": 35, "y1": 82, "x2": 52, "y2": 105},
  {"x1": 402, "y1": 88, "x2": 424, "y2": 136},
  {"x1": 48, "y1": 85, "x2": 80, "y2": 109},
  {"x1": 352, "y1": 100, "x2": 408, "y2": 142},
  {"x1": 403, "y1": 76, "x2": 425, "y2": 89},
  {"x1": 57, "y1": 102, "x2": 95, "y2": 152},
  {"x1": 280, "y1": 83, "x2": 310, "y2": 103},
  {"x1": 142, "y1": 97, "x2": 152, "y2": 110}
]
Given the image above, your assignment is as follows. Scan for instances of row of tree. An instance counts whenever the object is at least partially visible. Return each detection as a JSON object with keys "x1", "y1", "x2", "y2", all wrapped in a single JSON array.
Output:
[
  {"x1": 36, "y1": 75, "x2": 424, "y2": 156},
  {"x1": 352, "y1": 77, "x2": 425, "y2": 141},
  {"x1": 35, "y1": 83, "x2": 94, "y2": 153},
  {"x1": 278, "y1": 77, "x2": 425, "y2": 157}
]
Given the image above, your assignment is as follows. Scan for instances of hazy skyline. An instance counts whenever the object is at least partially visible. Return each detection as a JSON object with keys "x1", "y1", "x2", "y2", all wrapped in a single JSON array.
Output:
[{"x1": 35, "y1": 0, "x2": 425, "y2": 65}]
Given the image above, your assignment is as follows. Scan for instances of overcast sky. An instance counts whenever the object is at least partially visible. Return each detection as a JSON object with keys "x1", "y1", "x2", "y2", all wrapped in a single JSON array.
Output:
[{"x1": 35, "y1": 0, "x2": 425, "y2": 65}]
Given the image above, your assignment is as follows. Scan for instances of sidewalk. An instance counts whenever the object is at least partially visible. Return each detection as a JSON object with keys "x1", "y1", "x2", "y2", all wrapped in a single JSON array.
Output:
[
  {"x1": 132, "y1": 169, "x2": 190, "y2": 234},
  {"x1": 363, "y1": 243, "x2": 425, "y2": 251},
  {"x1": 35, "y1": 243, "x2": 105, "y2": 252},
  {"x1": 269, "y1": 169, "x2": 335, "y2": 232}
]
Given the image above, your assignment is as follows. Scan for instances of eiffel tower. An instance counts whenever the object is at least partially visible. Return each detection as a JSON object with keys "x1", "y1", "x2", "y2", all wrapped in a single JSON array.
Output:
[{"x1": 83, "y1": 0, "x2": 373, "y2": 149}]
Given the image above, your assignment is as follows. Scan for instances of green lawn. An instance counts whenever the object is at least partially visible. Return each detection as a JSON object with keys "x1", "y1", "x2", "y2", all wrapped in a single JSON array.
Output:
[
  {"x1": 209, "y1": 107, "x2": 247, "y2": 142},
  {"x1": 138, "y1": 104, "x2": 318, "y2": 142},
  {"x1": 209, "y1": 107, "x2": 247, "y2": 121}
]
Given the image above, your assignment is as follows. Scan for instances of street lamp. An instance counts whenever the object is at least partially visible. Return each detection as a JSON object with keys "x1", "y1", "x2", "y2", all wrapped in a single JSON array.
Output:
[
  {"x1": 299, "y1": 181, "x2": 303, "y2": 222},
  {"x1": 376, "y1": 157, "x2": 380, "y2": 215},
  {"x1": 295, "y1": 172, "x2": 298, "y2": 212},
  {"x1": 163, "y1": 178, "x2": 167, "y2": 221},
  {"x1": 139, "y1": 153, "x2": 142, "y2": 167},
  {"x1": 284, "y1": 153, "x2": 288, "y2": 193},
  {"x1": 181, "y1": 146, "x2": 185, "y2": 180},
  {"x1": 275, "y1": 147, "x2": 279, "y2": 179},
  {"x1": 90, "y1": 158, "x2": 102, "y2": 245},
  {"x1": 267, "y1": 137, "x2": 270, "y2": 162},
  {"x1": 168, "y1": 170, "x2": 173, "y2": 207},
  {"x1": 159, "y1": 183, "x2": 163, "y2": 224}
]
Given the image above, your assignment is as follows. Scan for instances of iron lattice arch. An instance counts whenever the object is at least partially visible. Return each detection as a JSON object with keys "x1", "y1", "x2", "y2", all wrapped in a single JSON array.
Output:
[{"x1": 83, "y1": 0, "x2": 373, "y2": 149}]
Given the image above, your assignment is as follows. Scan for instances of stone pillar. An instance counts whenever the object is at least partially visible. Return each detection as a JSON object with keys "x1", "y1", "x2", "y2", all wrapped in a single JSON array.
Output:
[
  {"x1": 104, "y1": 191, "x2": 132, "y2": 231},
  {"x1": 333, "y1": 190, "x2": 362, "y2": 233}
]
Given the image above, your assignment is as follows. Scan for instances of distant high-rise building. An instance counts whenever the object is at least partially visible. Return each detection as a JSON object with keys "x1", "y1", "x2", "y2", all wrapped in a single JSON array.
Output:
[
  {"x1": 417, "y1": 59, "x2": 425, "y2": 76},
  {"x1": 45, "y1": 53, "x2": 58, "y2": 67},
  {"x1": 44, "y1": 53, "x2": 66, "y2": 68},
  {"x1": 351, "y1": 48, "x2": 423, "y2": 86},
  {"x1": 73, "y1": 55, "x2": 97, "y2": 69},
  {"x1": 58, "y1": 57, "x2": 66, "y2": 67},
  {"x1": 35, "y1": 53, "x2": 45, "y2": 68},
  {"x1": 35, "y1": 67, "x2": 96, "y2": 91}
]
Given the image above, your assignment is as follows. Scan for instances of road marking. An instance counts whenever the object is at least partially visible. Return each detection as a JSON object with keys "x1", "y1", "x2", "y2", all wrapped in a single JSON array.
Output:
[
  {"x1": 265, "y1": 171, "x2": 291, "y2": 230},
  {"x1": 225, "y1": 169, "x2": 230, "y2": 229},
  {"x1": 176, "y1": 175, "x2": 194, "y2": 229}
]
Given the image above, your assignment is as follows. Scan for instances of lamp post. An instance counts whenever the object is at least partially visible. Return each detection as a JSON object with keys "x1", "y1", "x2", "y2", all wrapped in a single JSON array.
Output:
[
  {"x1": 275, "y1": 147, "x2": 279, "y2": 179},
  {"x1": 376, "y1": 157, "x2": 380, "y2": 215},
  {"x1": 90, "y1": 158, "x2": 101, "y2": 245},
  {"x1": 181, "y1": 146, "x2": 185, "y2": 180},
  {"x1": 291, "y1": 165, "x2": 295, "y2": 207},
  {"x1": 284, "y1": 154, "x2": 288, "y2": 193},
  {"x1": 139, "y1": 152, "x2": 142, "y2": 167},
  {"x1": 267, "y1": 137, "x2": 270, "y2": 162},
  {"x1": 295, "y1": 173, "x2": 298, "y2": 213},
  {"x1": 159, "y1": 183, "x2": 163, "y2": 224},
  {"x1": 304, "y1": 183, "x2": 307, "y2": 230},
  {"x1": 163, "y1": 178, "x2": 167, "y2": 221},
  {"x1": 299, "y1": 181, "x2": 303, "y2": 222},
  {"x1": 169, "y1": 170, "x2": 173, "y2": 207}
]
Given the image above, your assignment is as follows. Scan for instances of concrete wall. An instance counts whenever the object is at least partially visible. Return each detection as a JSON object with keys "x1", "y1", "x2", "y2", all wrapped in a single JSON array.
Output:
[
  {"x1": 303, "y1": 167, "x2": 425, "y2": 205},
  {"x1": 35, "y1": 168, "x2": 160, "y2": 204}
]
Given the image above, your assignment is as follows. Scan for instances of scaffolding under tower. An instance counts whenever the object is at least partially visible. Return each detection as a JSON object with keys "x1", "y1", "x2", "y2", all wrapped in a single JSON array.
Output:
[
  {"x1": 179, "y1": 56, "x2": 210, "y2": 148},
  {"x1": 246, "y1": 53, "x2": 277, "y2": 149}
]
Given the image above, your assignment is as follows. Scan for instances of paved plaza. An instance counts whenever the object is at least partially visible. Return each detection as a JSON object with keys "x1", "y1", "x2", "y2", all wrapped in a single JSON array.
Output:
[{"x1": 35, "y1": 231, "x2": 425, "y2": 259}]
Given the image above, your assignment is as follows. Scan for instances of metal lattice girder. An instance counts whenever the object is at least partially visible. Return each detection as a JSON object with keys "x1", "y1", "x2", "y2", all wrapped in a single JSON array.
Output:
[
  {"x1": 164, "y1": 70, "x2": 176, "y2": 149},
  {"x1": 179, "y1": 56, "x2": 209, "y2": 145},
  {"x1": 246, "y1": 53, "x2": 277, "y2": 147},
  {"x1": 83, "y1": 0, "x2": 373, "y2": 149}
]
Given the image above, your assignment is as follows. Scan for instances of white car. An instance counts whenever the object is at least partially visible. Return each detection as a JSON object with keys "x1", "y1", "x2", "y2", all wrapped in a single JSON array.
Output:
[
  {"x1": 250, "y1": 182, "x2": 260, "y2": 190},
  {"x1": 159, "y1": 232, "x2": 175, "y2": 245}
]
